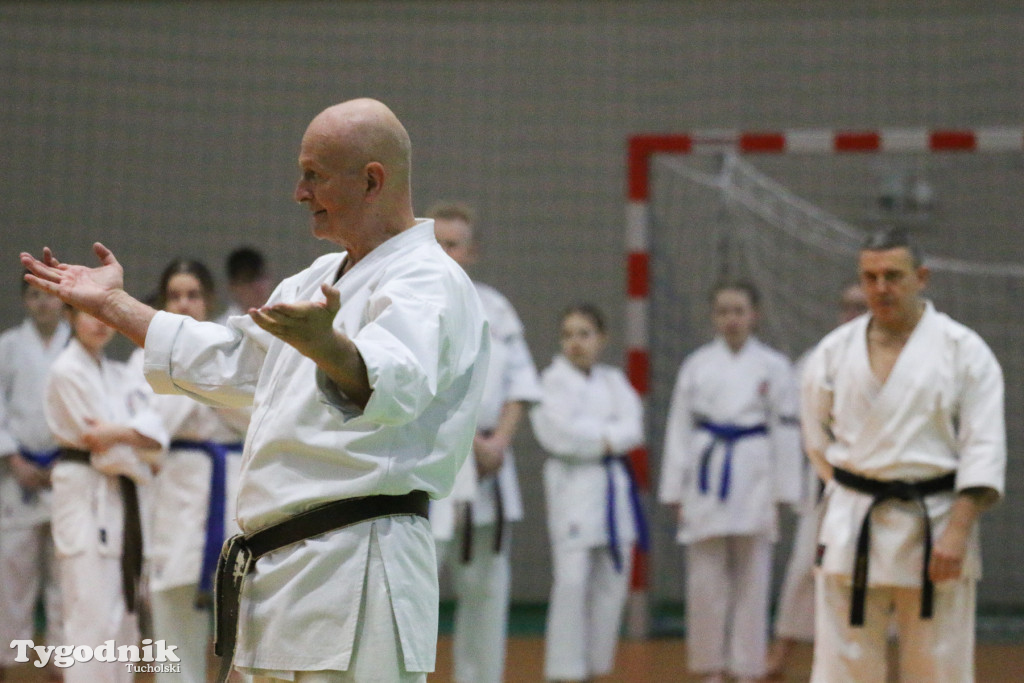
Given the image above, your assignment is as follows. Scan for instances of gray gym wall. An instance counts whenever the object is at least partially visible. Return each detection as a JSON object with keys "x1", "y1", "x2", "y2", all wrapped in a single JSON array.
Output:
[{"x1": 1, "y1": 1, "x2": 1021, "y2": 611}]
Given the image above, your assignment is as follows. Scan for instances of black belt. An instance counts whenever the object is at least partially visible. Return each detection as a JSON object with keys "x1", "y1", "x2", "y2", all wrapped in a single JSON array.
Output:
[
  {"x1": 60, "y1": 448, "x2": 144, "y2": 614},
  {"x1": 832, "y1": 466, "x2": 956, "y2": 627},
  {"x1": 460, "y1": 476, "x2": 506, "y2": 565},
  {"x1": 213, "y1": 490, "x2": 430, "y2": 683}
]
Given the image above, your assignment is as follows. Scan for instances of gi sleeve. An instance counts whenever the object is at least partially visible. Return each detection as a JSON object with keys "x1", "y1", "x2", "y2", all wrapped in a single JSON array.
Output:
[
  {"x1": 602, "y1": 370, "x2": 644, "y2": 455},
  {"x1": 953, "y1": 335, "x2": 1006, "y2": 498},
  {"x1": 768, "y1": 356, "x2": 802, "y2": 505},
  {"x1": 144, "y1": 311, "x2": 268, "y2": 408},
  {"x1": 799, "y1": 341, "x2": 835, "y2": 483},
  {"x1": 0, "y1": 335, "x2": 17, "y2": 455},
  {"x1": 530, "y1": 365, "x2": 606, "y2": 460},
  {"x1": 658, "y1": 361, "x2": 693, "y2": 505}
]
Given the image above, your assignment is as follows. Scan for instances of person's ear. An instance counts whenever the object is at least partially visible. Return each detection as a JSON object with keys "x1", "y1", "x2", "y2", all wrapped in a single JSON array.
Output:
[{"x1": 364, "y1": 162, "x2": 385, "y2": 197}]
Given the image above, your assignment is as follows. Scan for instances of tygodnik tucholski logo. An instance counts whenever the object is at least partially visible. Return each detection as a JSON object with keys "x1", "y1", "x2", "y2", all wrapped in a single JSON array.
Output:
[{"x1": 10, "y1": 638, "x2": 181, "y2": 673}]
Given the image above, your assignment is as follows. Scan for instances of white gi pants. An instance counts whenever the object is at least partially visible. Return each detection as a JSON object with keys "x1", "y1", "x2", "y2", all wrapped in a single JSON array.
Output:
[
  {"x1": 58, "y1": 548, "x2": 137, "y2": 683},
  {"x1": 0, "y1": 522, "x2": 62, "y2": 666},
  {"x1": 812, "y1": 573, "x2": 976, "y2": 683},
  {"x1": 244, "y1": 526, "x2": 426, "y2": 683},
  {"x1": 773, "y1": 504, "x2": 822, "y2": 641},
  {"x1": 437, "y1": 523, "x2": 512, "y2": 683},
  {"x1": 149, "y1": 584, "x2": 211, "y2": 683},
  {"x1": 685, "y1": 535, "x2": 772, "y2": 678},
  {"x1": 544, "y1": 544, "x2": 632, "y2": 681}
]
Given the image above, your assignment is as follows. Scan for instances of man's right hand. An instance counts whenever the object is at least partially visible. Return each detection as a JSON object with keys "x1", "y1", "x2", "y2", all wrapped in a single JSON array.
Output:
[
  {"x1": 20, "y1": 243, "x2": 125, "y2": 317},
  {"x1": 20, "y1": 243, "x2": 156, "y2": 348}
]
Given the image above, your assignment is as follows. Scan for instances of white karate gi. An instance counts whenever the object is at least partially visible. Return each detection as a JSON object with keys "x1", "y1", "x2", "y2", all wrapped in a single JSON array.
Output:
[
  {"x1": 142, "y1": 220, "x2": 489, "y2": 678},
  {"x1": 128, "y1": 350, "x2": 249, "y2": 683},
  {"x1": 801, "y1": 302, "x2": 1005, "y2": 682},
  {"x1": 44, "y1": 338, "x2": 168, "y2": 683},
  {"x1": 0, "y1": 317, "x2": 69, "y2": 666},
  {"x1": 531, "y1": 356, "x2": 644, "y2": 681},
  {"x1": 658, "y1": 336, "x2": 801, "y2": 679},
  {"x1": 430, "y1": 281, "x2": 541, "y2": 683}
]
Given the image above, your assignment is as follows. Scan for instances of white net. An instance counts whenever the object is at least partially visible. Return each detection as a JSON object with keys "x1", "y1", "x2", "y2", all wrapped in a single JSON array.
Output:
[{"x1": 646, "y1": 151, "x2": 1024, "y2": 607}]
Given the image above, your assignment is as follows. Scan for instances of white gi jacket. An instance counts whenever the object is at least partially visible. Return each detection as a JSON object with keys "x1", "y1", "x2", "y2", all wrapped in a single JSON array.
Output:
[
  {"x1": 430, "y1": 282, "x2": 541, "y2": 540},
  {"x1": 531, "y1": 356, "x2": 644, "y2": 551},
  {"x1": 44, "y1": 339, "x2": 168, "y2": 559},
  {"x1": 142, "y1": 220, "x2": 489, "y2": 673},
  {"x1": 658, "y1": 337, "x2": 802, "y2": 544},
  {"x1": 801, "y1": 302, "x2": 1005, "y2": 585},
  {"x1": 0, "y1": 318, "x2": 70, "y2": 529},
  {"x1": 129, "y1": 349, "x2": 248, "y2": 592}
]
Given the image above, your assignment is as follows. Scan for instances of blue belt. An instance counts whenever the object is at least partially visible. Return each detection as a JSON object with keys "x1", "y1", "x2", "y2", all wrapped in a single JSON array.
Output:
[
  {"x1": 604, "y1": 455, "x2": 649, "y2": 574},
  {"x1": 170, "y1": 439, "x2": 243, "y2": 606},
  {"x1": 16, "y1": 446, "x2": 60, "y2": 503},
  {"x1": 18, "y1": 446, "x2": 61, "y2": 469},
  {"x1": 697, "y1": 420, "x2": 768, "y2": 501}
]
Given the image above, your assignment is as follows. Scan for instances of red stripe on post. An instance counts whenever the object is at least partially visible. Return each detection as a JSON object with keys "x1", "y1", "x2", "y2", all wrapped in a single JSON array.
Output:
[
  {"x1": 631, "y1": 545, "x2": 649, "y2": 590},
  {"x1": 628, "y1": 135, "x2": 692, "y2": 201},
  {"x1": 834, "y1": 131, "x2": 881, "y2": 152},
  {"x1": 625, "y1": 348, "x2": 649, "y2": 396},
  {"x1": 739, "y1": 132, "x2": 786, "y2": 153},
  {"x1": 628, "y1": 446, "x2": 650, "y2": 490},
  {"x1": 930, "y1": 130, "x2": 976, "y2": 151},
  {"x1": 626, "y1": 252, "x2": 649, "y2": 298}
]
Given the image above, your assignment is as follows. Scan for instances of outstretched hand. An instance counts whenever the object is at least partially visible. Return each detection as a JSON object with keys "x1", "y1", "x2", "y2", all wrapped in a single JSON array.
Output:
[
  {"x1": 248, "y1": 282, "x2": 372, "y2": 408},
  {"x1": 20, "y1": 243, "x2": 125, "y2": 317},
  {"x1": 249, "y1": 282, "x2": 343, "y2": 362}
]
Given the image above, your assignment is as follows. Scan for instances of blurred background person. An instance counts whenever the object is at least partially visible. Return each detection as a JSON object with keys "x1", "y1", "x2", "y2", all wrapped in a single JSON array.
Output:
[
  {"x1": 659, "y1": 281, "x2": 802, "y2": 683},
  {"x1": 0, "y1": 278, "x2": 69, "y2": 682},
  {"x1": 532, "y1": 303, "x2": 646, "y2": 683},
  {"x1": 428, "y1": 201, "x2": 542, "y2": 683}
]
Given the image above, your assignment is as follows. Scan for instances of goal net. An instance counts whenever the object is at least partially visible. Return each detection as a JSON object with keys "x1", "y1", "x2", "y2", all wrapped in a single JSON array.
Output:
[{"x1": 645, "y1": 150, "x2": 1024, "y2": 609}]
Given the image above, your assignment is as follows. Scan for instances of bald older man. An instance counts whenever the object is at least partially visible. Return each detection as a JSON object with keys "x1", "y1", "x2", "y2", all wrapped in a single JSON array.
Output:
[{"x1": 22, "y1": 99, "x2": 490, "y2": 683}]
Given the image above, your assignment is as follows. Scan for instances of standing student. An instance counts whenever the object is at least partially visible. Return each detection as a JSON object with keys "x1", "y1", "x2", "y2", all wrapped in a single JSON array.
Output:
[
  {"x1": 766, "y1": 282, "x2": 868, "y2": 677},
  {"x1": 135, "y1": 259, "x2": 248, "y2": 683},
  {"x1": 801, "y1": 229, "x2": 1005, "y2": 682},
  {"x1": 22, "y1": 97, "x2": 489, "y2": 683},
  {"x1": 428, "y1": 201, "x2": 542, "y2": 683},
  {"x1": 531, "y1": 304, "x2": 646, "y2": 683},
  {"x1": 44, "y1": 307, "x2": 167, "y2": 683},
  {"x1": 0, "y1": 280, "x2": 69, "y2": 682},
  {"x1": 658, "y1": 281, "x2": 801, "y2": 683}
]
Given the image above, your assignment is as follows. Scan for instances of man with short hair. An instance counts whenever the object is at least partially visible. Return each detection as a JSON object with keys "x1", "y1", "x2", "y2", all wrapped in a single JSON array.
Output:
[
  {"x1": 428, "y1": 201, "x2": 541, "y2": 683},
  {"x1": 0, "y1": 281, "x2": 69, "y2": 683},
  {"x1": 801, "y1": 229, "x2": 1005, "y2": 682},
  {"x1": 22, "y1": 98, "x2": 490, "y2": 683},
  {"x1": 218, "y1": 246, "x2": 272, "y2": 322}
]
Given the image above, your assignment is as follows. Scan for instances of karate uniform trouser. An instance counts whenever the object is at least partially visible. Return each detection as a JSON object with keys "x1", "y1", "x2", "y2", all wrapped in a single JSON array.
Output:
[
  {"x1": 685, "y1": 534, "x2": 772, "y2": 678},
  {"x1": 0, "y1": 522, "x2": 63, "y2": 666},
  {"x1": 773, "y1": 504, "x2": 822, "y2": 641},
  {"x1": 243, "y1": 526, "x2": 426, "y2": 683},
  {"x1": 811, "y1": 573, "x2": 976, "y2": 683},
  {"x1": 149, "y1": 583, "x2": 210, "y2": 683},
  {"x1": 544, "y1": 543, "x2": 631, "y2": 681},
  {"x1": 58, "y1": 547, "x2": 137, "y2": 683},
  {"x1": 436, "y1": 523, "x2": 512, "y2": 683}
]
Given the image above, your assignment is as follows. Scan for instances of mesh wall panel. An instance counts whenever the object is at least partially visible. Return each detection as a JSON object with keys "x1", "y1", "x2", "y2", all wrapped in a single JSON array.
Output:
[{"x1": 647, "y1": 152, "x2": 1023, "y2": 608}]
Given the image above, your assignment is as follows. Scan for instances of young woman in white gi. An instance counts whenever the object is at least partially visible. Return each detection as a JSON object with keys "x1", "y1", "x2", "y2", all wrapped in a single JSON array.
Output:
[
  {"x1": 137, "y1": 259, "x2": 248, "y2": 683},
  {"x1": 44, "y1": 307, "x2": 167, "y2": 683},
  {"x1": 0, "y1": 282, "x2": 69, "y2": 681},
  {"x1": 531, "y1": 304, "x2": 645, "y2": 683},
  {"x1": 658, "y1": 282, "x2": 801, "y2": 683}
]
